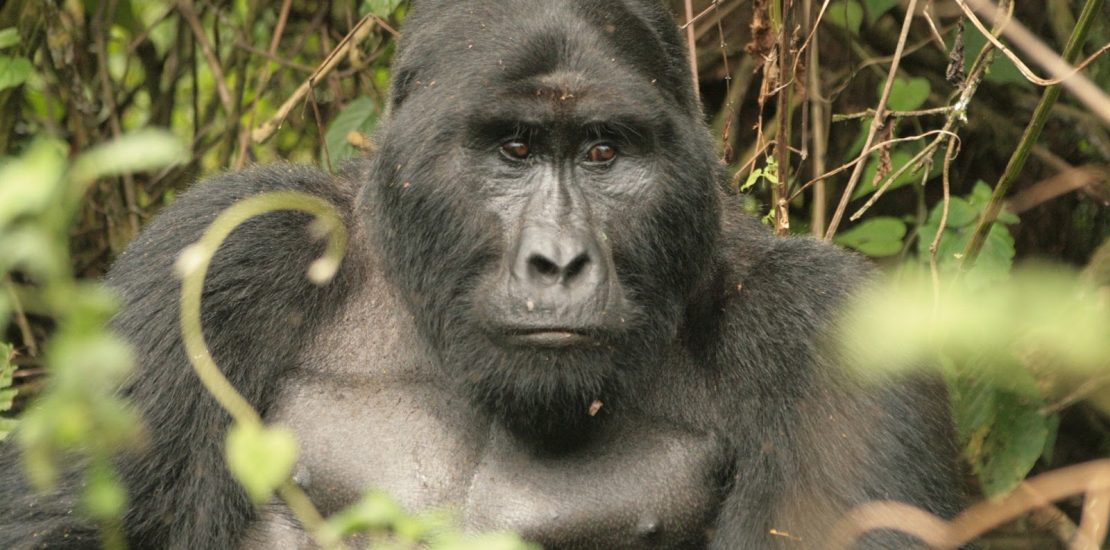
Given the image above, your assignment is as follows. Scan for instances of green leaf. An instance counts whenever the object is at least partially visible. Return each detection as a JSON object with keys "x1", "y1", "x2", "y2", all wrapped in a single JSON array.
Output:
[
  {"x1": 740, "y1": 168, "x2": 763, "y2": 192},
  {"x1": 325, "y1": 490, "x2": 407, "y2": 538},
  {"x1": 918, "y1": 181, "x2": 1016, "y2": 285},
  {"x1": 964, "y1": 26, "x2": 1028, "y2": 87},
  {"x1": 363, "y1": 0, "x2": 404, "y2": 17},
  {"x1": 862, "y1": 0, "x2": 899, "y2": 24},
  {"x1": 0, "y1": 28, "x2": 20, "y2": 50},
  {"x1": 835, "y1": 216, "x2": 906, "y2": 257},
  {"x1": 83, "y1": 462, "x2": 128, "y2": 520},
  {"x1": 0, "y1": 55, "x2": 31, "y2": 92},
  {"x1": 825, "y1": 0, "x2": 864, "y2": 34},
  {"x1": 323, "y1": 96, "x2": 379, "y2": 167},
  {"x1": 948, "y1": 369, "x2": 997, "y2": 455},
  {"x1": 977, "y1": 389, "x2": 1050, "y2": 497},
  {"x1": 70, "y1": 129, "x2": 188, "y2": 185},
  {"x1": 924, "y1": 196, "x2": 978, "y2": 229},
  {"x1": 0, "y1": 388, "x2": 16, "y2": 413},
  {"x1": 0, "y1": 342, "x2": 15, "y2": 421},
  {"x1": 226, "y1": 423, "x2": 299, "y2": 504},
  {"x1": 966, "y1": 223, "x2": 1016, "y2": 286},
  {"x1": 0, "y1": 342, "x2": 13, "y2": 385},
  {"x1": 0, "y1": 140, "x2": 67, "y2": 228},
  {"x1": 883, "y1": 76, "x2": 931, "y2": 111},
  {"x1": 0, "y1": 418, "x2": 16, "y2": 441},
  {"x1": 966, "y1": 180, "x2": 1019, "y2": 224}
]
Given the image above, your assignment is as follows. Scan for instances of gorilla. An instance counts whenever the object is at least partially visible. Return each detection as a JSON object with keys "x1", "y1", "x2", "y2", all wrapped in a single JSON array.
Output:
[{"x1": 0, "y1": 1, "x2": 962, "y2": 548}]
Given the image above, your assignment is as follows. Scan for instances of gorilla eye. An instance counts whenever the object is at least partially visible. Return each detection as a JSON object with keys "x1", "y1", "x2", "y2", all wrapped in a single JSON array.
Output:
[
  {"x1": 585, "y1": 143, "x2": 617, "y2": 164},
  {"x1": 501, "y1": 140, "x2": 531, "y2": 160}
]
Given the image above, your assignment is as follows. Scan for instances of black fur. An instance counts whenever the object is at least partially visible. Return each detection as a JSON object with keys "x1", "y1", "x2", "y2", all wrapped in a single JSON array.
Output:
[{"x1": 0, "y1": 1, "x2": 962, "y2": 548}]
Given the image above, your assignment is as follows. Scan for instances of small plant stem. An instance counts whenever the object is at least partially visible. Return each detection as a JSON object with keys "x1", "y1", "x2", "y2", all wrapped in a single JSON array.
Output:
[
  {"x1": 177, "y1": 191, "x2": 348, "y2": 549},
  {"x1": 278, "y1": 481, "x2": 345, "y2": 550},
  {"x1": 4, "y1": 277, "x2": 38, "y2": 356},
  {"x1": 773, "y1": 0, "x2": 794, "y2": 235},
  {"x1": 960, "y1": 0, "x2": 1106, "y2": 269},
  {"x1": 805, "y1": 0, "x2": 827, "y2": 237},
  {"x1": 684, "y1": 0, "x2": 699, "y2": 93},
  {"x1": 179, "y1": 191, "x2": 346, "y2": 422}
]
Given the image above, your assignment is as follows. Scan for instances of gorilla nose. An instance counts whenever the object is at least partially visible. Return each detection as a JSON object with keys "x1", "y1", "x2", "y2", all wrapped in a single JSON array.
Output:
[
  {"x1": 527, "y1": 250, "x2": 591, "y2": 286},
  {"x1": 514, "y1": 228, "x2": 605, "y2": 290}
]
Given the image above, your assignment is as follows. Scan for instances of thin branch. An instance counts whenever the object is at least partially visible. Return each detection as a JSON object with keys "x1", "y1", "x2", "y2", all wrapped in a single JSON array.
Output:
[
  {"x1": 930, "y1": 135, "x2": 959, "y2": 305},
  {"x1": 824, "y1": 0, "x2": 920, "y2": 240},
  {"x1": 806, "y1": 0, "x2": 828, "y2": 236},
  {"x1": 848, "y1": 131, "x2": 959, "y2": 221},
  {"x1": 93, "y1": 0, "x2": 141, "y2": 238},
  {"x1": 832, "y1": 106, "x2": 954, "y2": 122},
  {"x1": 790, "y1": 130, "x2": 953, "y2": 201},
  {"x1": 233, "y1": 41, "x2": 314, "y2": 73},
  {"x1": 772, "y1": 0, "x2": 794, "y2": 236},
  {"x1": 921, "y1": 0, "x2": 948, "y2": 51},
  {"x1": 177, "y1": 0, "x2": 234, "y2": 114},
  {"x1": 1007, "y1": 165, "x2": 1108, "y2": 214},
  {"x1": 251, "y1": 14, "x2": 378, "y2": 144},
  {"x1": 831, "y1": 460, "x2": 1110, "y2": 549},
  {"x1": 957, "y1": 0, "x2": 1110, "y2": 124},
  {"x1": 236, "y1": 0, "x2": 294, "y2": 168},
  {"x1": 4, "y1": 277, "x2": 38, "y2": 357},
  {"x1": 684, "y1": 0, "x2": 700, "y2": 93},
  {"x1": 954, "y1": 0, "x2": 1110, "y2": 88},
  {"x1": 1040, "y1": 373, "x2": 1110, "y2": 416},
  {"x1": 961, "y1": 0, "x2": 1107, "y2": 269},
  {"x1": 176, "y1": 191, "x2": 348, "y2": 549},
  {"x1": 680, "y1": 0, "x2": 724, "y2": 30}
]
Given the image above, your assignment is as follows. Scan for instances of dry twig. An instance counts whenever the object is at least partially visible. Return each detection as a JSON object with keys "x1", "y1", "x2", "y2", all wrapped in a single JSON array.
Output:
[
  {"x1": 831, "y1": 460, "x2": 1110, "y2": 549},
  {"x1": 823, "y1": 0, "x2": 920, "y2": 240},
  {"x1": 251, "y1": 14, "x2": 379, "y2": 144}
]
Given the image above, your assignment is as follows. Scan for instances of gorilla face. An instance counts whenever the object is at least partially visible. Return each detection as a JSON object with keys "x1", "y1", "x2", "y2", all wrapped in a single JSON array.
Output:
[{"x1": 370, "y1": 1, "x2": 721, "y2": 440}]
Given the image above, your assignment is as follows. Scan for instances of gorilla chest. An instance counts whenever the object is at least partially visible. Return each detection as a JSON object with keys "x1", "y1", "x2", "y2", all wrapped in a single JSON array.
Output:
[{"x1": 271, "y1": 378, "x2": 725, "y2": 548}]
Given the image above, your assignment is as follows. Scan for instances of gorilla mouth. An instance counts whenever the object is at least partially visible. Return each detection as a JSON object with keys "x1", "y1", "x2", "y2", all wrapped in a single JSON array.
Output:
[{"x1": 497, "y1": 327, "x2": 603, "y2": 348}]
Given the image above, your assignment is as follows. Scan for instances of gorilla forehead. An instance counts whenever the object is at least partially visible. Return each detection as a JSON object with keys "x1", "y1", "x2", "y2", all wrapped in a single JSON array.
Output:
[{"x1": 392, "y1": 1, "x2": 696, "y2": 115}]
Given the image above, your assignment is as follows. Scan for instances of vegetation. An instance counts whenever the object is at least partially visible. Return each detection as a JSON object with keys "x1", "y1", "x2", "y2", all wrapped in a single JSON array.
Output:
[{"x1": 0, "y1": 0, "x2": 1108, "y2": 547}]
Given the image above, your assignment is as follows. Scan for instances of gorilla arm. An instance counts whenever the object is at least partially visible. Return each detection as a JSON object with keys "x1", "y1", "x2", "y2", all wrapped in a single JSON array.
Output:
[
  {"x1": 0, "y1": 164, "x2": 359, "y2": 550},
  {"x1": 110, "y1": 164, "x2": 361, "y2": 549},
  {"x1": 705, "y1": 234, "x2": 962, "y2": 549}
]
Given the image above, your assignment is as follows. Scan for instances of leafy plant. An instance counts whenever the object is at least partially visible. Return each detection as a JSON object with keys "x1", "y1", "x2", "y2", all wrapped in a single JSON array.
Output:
[
  {"x1": 0, "y1": 131, "x2": 186, "y2": 542},
  {"x1": 0, "y1": 343, "x2": 15, "y2": 440}
]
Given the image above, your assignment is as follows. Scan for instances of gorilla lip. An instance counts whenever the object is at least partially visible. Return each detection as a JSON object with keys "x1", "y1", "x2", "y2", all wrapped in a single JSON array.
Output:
[{"x1": 499, "y1": 328, "x2": 599, "y2": 348}]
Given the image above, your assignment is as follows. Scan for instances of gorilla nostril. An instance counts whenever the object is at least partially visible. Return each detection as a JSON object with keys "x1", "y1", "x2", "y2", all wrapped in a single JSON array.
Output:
[
  {"x1": 564, "y1": 254, "x2": 591, "y2": 281},
  {"x1": 528, "y1": 254, "x2": 562, "y2": 284}
]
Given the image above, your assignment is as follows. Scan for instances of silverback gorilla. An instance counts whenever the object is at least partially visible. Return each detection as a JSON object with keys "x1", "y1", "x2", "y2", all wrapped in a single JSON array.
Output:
[{"x1": 0, "y1": 1, "x2": 962, "y2": 548}]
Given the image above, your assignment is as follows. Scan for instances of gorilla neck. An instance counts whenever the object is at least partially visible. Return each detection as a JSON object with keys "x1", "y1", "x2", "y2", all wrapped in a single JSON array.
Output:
[{"x1": 438, "y1": 339, "x2": 645, "y2": 449}]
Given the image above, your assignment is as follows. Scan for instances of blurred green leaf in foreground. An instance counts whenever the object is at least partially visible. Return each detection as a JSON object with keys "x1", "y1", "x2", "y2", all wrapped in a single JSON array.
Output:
[
  {"x1": 0, "y1": 131, "x2": 186, "y2": 542},
  {"x1": 840, "y1": 264, "x2": 1110, "y2": 496}
]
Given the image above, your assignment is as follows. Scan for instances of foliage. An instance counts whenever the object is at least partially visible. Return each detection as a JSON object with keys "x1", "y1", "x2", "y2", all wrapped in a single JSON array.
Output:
[
  {"x1": 325, "y1": 491, "x2": 538, "y2": 549},
  {"x1": 0, "y1": 343, "x2": 15, "y2": 440},
  {"x1": 0, "y1": 131, "x2": 186, "y2": 536},
  {"x1": 842, "y1": 265, "x2": 1109, "y2": 496},
  {"x1": 0, "y1": 27, "x2": 31, "y2": 92},
  {"x1": 226, "y1": 422, "x2": 300, "y2": 504}
]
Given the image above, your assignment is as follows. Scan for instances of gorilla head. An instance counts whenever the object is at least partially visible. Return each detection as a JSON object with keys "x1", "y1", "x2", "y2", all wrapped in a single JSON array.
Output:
[{"x1": 369, "y1": 1, "x2": 722, "y2": 440}]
